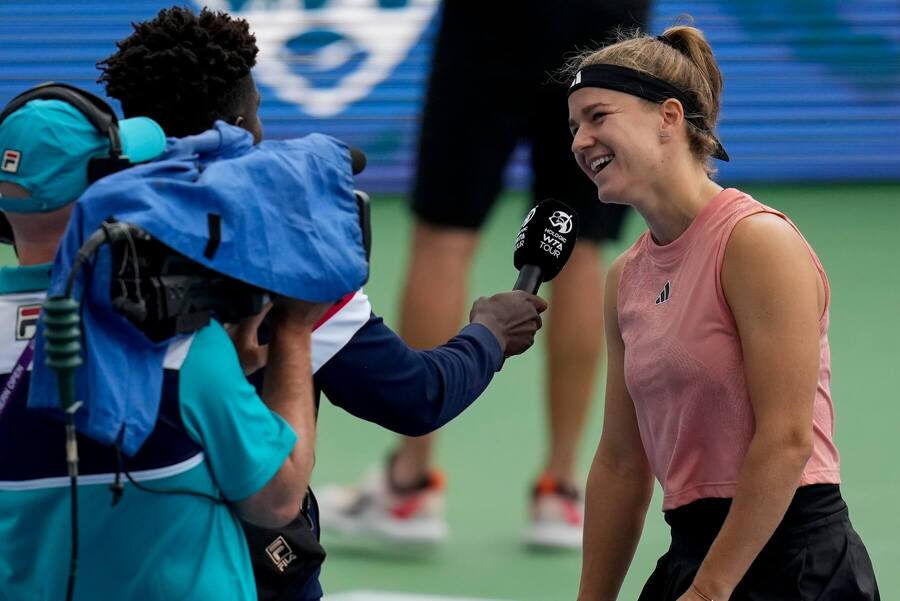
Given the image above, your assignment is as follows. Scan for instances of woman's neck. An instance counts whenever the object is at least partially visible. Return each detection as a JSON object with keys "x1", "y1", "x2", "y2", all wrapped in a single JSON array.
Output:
[{"x1": 637, "y1": 165, "x2": 723, "y2": 246}]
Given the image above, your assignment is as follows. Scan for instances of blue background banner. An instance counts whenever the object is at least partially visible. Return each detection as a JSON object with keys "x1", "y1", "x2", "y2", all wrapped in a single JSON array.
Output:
[{"x1": 1, "y1": 0, "x2": 898, "y2": 191}]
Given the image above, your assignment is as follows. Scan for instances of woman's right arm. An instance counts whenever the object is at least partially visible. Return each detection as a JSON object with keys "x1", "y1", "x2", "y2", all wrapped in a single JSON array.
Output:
[{"x1": 578, "y1": 256, "x2": 655, "y2": 601}]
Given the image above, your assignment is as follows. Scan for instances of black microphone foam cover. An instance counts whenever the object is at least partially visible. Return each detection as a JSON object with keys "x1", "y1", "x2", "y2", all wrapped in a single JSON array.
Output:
[{"x1": 513, "y1": 198, "x2": 579, "y2": 283}]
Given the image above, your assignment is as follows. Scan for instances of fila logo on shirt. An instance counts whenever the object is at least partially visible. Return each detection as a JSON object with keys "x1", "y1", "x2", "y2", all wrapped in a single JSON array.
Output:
[
  {"x1": 16, "y1": 304, "x2": 41, "y2": 340},
  {"x1": 655, "y1": 281, "x2": 671, "y2": 305}
]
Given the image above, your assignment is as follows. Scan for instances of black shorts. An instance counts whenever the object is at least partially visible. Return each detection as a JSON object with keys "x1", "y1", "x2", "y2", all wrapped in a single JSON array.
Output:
[
  {"x1": 410, "y1": 0, "x2": 649, "y2": 242},
  {"x1": 638, "y1": 485, "x2": 880, "y2": 601}
]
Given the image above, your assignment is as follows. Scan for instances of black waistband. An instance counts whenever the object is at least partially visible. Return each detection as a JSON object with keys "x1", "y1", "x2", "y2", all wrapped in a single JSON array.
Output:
[{"x1": 664, "y1": 484, "x2": 845, "y2": 550}]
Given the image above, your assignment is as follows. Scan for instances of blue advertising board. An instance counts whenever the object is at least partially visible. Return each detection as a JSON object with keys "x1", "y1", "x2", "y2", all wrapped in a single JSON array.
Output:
[{"x1": 1, "y1": 0, "x2": 898, "y2": 191}]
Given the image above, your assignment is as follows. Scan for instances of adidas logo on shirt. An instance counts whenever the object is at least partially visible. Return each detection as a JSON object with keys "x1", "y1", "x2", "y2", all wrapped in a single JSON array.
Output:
[{"x1": 655, "y1": 281, "x2": 671, "y2": 305}]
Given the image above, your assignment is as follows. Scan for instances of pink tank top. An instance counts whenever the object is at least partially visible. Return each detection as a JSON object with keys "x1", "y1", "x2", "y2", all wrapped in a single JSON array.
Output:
[{"x1": 618, "y1": 188, "x2": 841, "y2": 511}]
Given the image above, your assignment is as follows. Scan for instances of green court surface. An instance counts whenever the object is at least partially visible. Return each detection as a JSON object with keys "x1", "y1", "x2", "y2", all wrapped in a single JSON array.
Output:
[
  {"x1": 313, "y1": 182, "x2": 899, "y2": 600},
  {"x1": 2, "y1": 183, "x2": 895, "y2": 599}
]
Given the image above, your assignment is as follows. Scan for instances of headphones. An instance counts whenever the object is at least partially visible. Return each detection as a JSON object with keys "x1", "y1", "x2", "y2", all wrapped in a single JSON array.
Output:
[
  {"x1": 0, "y1": 81, "x2": 133, "y2": 184},
  {"x1": 0, "y1": 82, "x2": 135, "y2": 244}
]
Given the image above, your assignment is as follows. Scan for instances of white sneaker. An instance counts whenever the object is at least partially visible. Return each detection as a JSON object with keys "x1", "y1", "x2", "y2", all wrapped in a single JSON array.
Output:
[
  {"x1": 524, "y1": 475, "x2": 584, "y2": 550},
  {"x1": 316, "y1": 467, "x2": 448, "y2": 545}
]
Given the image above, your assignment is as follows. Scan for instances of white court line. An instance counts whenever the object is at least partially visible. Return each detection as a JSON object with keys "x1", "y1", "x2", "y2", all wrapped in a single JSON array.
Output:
[{"x1": 326, "y1": 592, "x2": 516, "y2": 601}]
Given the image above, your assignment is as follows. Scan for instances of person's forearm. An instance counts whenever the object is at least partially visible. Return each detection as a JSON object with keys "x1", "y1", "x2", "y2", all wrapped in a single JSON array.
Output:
[
  {"x1": 578, "y1": 452, "x2": 654, "y2": 601},
  {"x1": 691, "y1": 434, "x2": 812, "y2": 600},
  {"x1": 264, "y1": 324, "x2": 316, "y2": 489},
  {"x1": 238, "y1": 322, "x2": 317, "y2": 527},
  {"x1": 318, "y1": 318, "x2": 502, "y2": 435}
]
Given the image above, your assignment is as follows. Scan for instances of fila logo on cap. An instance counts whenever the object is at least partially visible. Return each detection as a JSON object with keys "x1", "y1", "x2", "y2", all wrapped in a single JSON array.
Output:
[
  {"x1": 2, "y1": 150, "x2": 21, "y2": 174},
  {"x1": 16, "y1": 304, "x2": 41, "y2": 340},
  {"x1": 571, "y1": 71, "x2": 582, "y2": 87},
  {"x1": 655, "y1": 281, "x2": 671, "y2": 305}
]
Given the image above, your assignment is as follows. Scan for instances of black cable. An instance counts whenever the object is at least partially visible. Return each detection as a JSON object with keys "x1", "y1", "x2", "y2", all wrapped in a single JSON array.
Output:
[
  {"x1": 122, "y1": 225, "x2": 145, "y2": 308},
  {"x1": 64, "y1": 409, "x2": 81, "y2": 601},
  {"x1": 66, "y1": 471, "x2": 78, "y2": 601},
  {"x1": 122, "y1": 469, "x2": 223, "y2": 504},
  {"x1": 115, "y1": 447, "x2": 223, "y2": 504},
  {"x1": 55, "y1": 225, "x2": 117, "y2": 600},
  {"x1": 64, "y1": 221, "x2": 141, "y2": 298},
  {"x1": 64, "y1": 227, "x2": 109, "y2": 297}
]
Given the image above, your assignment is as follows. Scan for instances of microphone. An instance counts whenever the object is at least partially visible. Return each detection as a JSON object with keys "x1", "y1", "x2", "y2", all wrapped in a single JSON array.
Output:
[{"x1": 513, "y1": 199, "x2": 579, "y2": 294}]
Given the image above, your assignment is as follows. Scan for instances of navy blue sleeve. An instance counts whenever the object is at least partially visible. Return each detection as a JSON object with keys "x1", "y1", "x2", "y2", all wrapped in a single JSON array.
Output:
[{"x1": 314, "y1": 314, "x2": 504, "y2": 436}]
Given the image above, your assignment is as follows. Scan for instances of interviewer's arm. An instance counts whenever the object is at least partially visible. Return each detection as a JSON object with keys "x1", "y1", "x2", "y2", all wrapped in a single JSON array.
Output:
[
  {"x1": 685, "y1": 214, "x2": 823, "y2": 601},
  {"x1": 316, "y1": 292, "x2": 545, "y2": 436},
  {"x1": 578, "y1": 256, "x2": 655, "y2": 601},
  {"x1": 236, "y1": 302, "x2": 325, "y2": 528},
  {"x1": 316, "y1": 315, "x2": 503, "y2": 436}
]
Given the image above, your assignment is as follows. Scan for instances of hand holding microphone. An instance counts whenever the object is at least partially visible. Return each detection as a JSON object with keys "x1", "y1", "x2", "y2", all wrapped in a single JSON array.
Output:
[{"x1": 469, "y1": 291, "x2": 548, "y2": 357}]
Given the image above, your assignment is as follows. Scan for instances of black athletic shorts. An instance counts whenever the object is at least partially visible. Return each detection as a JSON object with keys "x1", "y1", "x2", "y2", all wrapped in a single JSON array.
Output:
[
  {"x1": 410, "y1": 0, "x2": 650, "y2": 242},
  {"x1": 638, "y1": 485, "x2": 880, "y2": 601}
]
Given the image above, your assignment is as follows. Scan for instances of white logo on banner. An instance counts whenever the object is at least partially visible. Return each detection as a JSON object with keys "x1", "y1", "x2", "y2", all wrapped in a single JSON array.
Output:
[{"x1": 202, "y1": 0, "x2": 439, "y2": 117}]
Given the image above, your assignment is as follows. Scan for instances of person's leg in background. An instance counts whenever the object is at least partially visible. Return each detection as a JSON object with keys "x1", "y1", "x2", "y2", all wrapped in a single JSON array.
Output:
[
  {"x1": 522, "y1": 1, "x2": 639, "y2": 541},
  {"x1": 315, "y1": 0, "x2": 526, "y2": 544},
  {"x1": 381, "y1": 89, "x2": 524, "y2": 539},
  {"x1": 525, "y1": 224, "x2": 622, "y2": 548},
  {"x1": 390, "y1": 221, "x2": 479, "y2": 481},
  {"x1": 355, "y1": 219, "x2": 482, "y2": 544},
  {"x1": 524, "y1": 181, "x2": 615, "y2": 548},
  {"x1": 542, "y1": 240, "x2": 605, "y2": 468}
]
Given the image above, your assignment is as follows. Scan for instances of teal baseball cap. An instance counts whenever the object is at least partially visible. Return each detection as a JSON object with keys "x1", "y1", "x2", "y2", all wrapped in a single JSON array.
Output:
[{"x1": 0, "y1": 98, "x2": 166, "y2": 213}]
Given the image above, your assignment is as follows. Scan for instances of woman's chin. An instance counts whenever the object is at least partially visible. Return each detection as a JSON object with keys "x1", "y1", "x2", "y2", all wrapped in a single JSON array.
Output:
[{"x1": 596, "y1": 184, "x2": 627, "y2": 206}]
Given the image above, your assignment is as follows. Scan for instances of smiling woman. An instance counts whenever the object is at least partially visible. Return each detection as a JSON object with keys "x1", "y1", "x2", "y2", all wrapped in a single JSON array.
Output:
[
  {"x1": 565, "y1": 26, "x2": 729, "y2": 213},
  {"x1": 566, "y1": 23, "x2": 881, "y2": 601}
]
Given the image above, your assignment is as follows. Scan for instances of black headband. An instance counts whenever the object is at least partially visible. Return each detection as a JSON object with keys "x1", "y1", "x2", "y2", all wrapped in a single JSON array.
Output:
[{"x1": 568, "y1": 64, "x2": 729, "y2": 161}]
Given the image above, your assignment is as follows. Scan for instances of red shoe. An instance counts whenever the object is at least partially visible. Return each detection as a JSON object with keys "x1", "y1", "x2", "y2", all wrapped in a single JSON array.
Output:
[
  {"x1": 525, "y1": 474, "x2": 584, "y2": 549},
  {"x1": 317, "y1": 466, "x2": 448, "y2": 545}
]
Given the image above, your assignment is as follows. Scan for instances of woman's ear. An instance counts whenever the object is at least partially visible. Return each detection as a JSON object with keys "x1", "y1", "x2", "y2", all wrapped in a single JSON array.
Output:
[
  {"x1": 659, "y1": 98, "x2": 684, "y2": 139},
  {"x1": 233, "y1": 115, "x2": 246, "y2": 128}
]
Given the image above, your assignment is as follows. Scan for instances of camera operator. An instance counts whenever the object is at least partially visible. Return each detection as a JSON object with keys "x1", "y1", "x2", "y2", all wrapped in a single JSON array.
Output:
[
  {"x1": 0, "y1": 91, "x2": 329, "y2": 600},
  {"x1": 99, "y1": 7, "x2": 548, "y2": 600}
]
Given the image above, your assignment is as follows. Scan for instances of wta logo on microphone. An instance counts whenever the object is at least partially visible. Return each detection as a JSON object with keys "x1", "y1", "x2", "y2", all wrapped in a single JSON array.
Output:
[
  {"x1": 539, "y1": 211, "x2": 573, "y2": 258},
  {"x1": 514, "y1": 204, "x2": 575, "y2": 260},
  {"x1": 549, "y1": 211, "x2": 573, "y2": 234}
]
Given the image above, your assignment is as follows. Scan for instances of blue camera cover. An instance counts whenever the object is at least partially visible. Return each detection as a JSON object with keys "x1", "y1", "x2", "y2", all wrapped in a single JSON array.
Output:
[{"x1": 29, "y1": 122, "x2": 368, "y2": 454}]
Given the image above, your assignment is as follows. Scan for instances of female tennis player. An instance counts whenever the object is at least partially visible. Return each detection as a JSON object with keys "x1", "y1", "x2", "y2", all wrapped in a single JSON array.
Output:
[{"x1": 566, "y1": 24, "x2": 880, "y2": 601}]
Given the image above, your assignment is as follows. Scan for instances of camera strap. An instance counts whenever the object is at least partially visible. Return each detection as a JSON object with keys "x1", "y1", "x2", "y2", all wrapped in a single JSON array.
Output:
[{"x1": 0, "y1": 338, "x2": 35, "y2": 420}]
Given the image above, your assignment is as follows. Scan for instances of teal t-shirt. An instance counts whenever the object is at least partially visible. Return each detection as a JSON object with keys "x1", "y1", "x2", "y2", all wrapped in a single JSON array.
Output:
[{"x1": 0, "y1": 264, "x2": 298, "y2": 600}]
